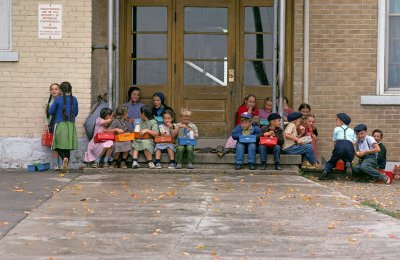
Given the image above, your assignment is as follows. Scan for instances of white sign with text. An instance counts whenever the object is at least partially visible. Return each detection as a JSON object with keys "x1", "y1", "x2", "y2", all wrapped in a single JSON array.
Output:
[{"x1": 38, "y1": 4, "x2": 62, "y2": 39}]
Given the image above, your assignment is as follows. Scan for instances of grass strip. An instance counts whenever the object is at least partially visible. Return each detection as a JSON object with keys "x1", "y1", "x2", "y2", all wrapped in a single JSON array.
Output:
[{"x1": 361, "y1": 201, "x2": 400, "y2": 219}]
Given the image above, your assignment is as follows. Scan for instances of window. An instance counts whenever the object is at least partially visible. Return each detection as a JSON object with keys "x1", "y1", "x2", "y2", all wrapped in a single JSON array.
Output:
[
  {"x1": 387, "y1": 0, "x2": 400, "y2": 92},
  {"x1": 362, "y1": 0, "x2": 400, "y2": 104},
  {"x1": 0, "y1": 0, "x2": 18, "y2": 61}
]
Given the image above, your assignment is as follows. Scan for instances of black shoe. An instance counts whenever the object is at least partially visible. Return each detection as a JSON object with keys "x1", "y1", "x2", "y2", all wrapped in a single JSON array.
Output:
[
  {"x1": 319, "y1": 171, "x2": 329, "y2": 180},
  {"x1": 235, "y1": 164, "x2": 242, "y2": 170},
  {"x1": 275, "y1": 165, "x2": 283, "y2": 170},
  {"x1": 260, "y1": 163, "x2": 266, "y2": 170},
  {"x1": 249, "y1": 164, "x2": 256, "y2": 170},
  {"x1": 345, "y1": 162, "x2": 352, "y2": 176}
]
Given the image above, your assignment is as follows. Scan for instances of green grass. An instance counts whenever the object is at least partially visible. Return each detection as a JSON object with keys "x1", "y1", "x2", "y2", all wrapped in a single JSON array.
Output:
[{"x1": 361, "y1": 201, "x2": 400, "y2": 219}]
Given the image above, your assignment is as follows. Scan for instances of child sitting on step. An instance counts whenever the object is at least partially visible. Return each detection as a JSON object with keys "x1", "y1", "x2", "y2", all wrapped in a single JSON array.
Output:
[
  {"x1": 231, "y1": 112, "x2": 261, "y2": 170},
  {"x1": 173, "y1": 107, "x2": 198, "y2": 169}
]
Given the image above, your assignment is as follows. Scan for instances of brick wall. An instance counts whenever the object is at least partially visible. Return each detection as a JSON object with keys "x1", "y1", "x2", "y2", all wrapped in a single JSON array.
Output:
[
  {"x1": 293, "y1": 0, "x2": 400, "y2": 162},
  {"x1": 0, "y1": 0, "x2": 92, "y2": 138}
]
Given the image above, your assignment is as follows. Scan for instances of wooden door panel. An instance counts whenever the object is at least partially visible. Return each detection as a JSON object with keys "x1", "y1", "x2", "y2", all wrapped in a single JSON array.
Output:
[{"x1": 175, "y1": 0, "x2": 235, "y2": 138}]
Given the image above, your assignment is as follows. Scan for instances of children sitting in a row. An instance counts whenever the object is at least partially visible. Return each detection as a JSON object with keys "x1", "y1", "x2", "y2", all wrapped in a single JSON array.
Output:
[{"x1": 85, "y1": 106, "x2": 198, "y2": 170}]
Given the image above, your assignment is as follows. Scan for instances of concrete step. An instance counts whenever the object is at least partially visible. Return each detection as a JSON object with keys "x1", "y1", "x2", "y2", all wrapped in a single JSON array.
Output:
[{"x1": 83, "y1": 167, "x2": 300, "y2": 175}]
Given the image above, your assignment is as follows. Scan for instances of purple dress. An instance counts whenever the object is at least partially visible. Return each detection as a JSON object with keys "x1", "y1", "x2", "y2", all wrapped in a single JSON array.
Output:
[{"x1": 84, "y1": 118, "x2": 113, "y2": 162}]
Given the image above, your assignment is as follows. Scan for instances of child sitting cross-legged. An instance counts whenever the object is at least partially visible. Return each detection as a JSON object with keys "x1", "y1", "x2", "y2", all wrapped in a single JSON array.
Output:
[
  {"x1": 352, "y1": 124, "x2": 390, "y2": 184},
  {"x1": 231, "y1": 112, "x2": 261, "y2": 170}
]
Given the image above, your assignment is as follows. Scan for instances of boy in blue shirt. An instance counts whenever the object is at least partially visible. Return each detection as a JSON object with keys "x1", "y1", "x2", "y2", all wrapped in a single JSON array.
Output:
[
  {"x1": 319, "y1": 113, "x2": 356, "y2": 180},
  {"x1": 352, "y1": 124, "x2": 390, "y2": 184},
  {"x1": 231, "y1": 112, "x2": 260, "y2": 170}
]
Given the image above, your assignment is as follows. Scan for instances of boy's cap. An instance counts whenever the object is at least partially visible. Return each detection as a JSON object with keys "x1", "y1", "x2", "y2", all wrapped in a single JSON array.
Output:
[
  {"x1": 287, "y1": 112, "x2": 302, "y2": 122},
  {"x1": 240, "y1": 112, "x2": 252, "y2": 119},
  {"x1": 267, "y1": 113, "x2": 282, "y2": 121},
  {"x1": 336, "y1": 113, "x2": 351, "y2": 125},
  {"x1": 354, "y1": 123, "x2": 367, "y2": 133}
]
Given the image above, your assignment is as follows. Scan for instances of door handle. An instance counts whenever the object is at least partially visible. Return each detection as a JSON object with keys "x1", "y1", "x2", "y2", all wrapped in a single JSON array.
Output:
[{"x1": 228, "y1": 69, "x2": 234, "y2": 83}]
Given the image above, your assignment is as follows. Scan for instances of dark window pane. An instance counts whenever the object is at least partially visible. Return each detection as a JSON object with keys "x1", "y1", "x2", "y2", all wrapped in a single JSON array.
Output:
[
  {"x1": 244, "y1": 34, "x2": 273, "y2": 59},
  {"x1": 245, "y1": 7, "x2": 274, "y2": 33},
  {"x1": 184, "y1": 60, "x2": 227, "y2": 86},
  {"x1": 132, "y1": 34, "x2": 167, "y2": 58},
  {"x1": 132, "y1": 60, "x2": 167, "y2": 85},
  {"x1": 184, "y1": 34, "x2": 227, "y2": 59},
  {"x1": 388, "y1": 64, "x2": 400, "y2": 89},
  {"x1": 184, "y1": 7, "x2": 227, "y2": 32},
  {"x1": 244, "y1": 61, "x2": 272, "y2": 86},
  {"x1": 132, "y1": 7, "x2": 167, "y2": 32}
]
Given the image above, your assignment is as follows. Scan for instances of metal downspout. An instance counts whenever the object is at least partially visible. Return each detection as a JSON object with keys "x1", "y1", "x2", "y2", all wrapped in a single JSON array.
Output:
[
  {"x1": 303, "y1": 0, "x2": 309, "y2": 103},
  {"x1": 278, "y1": 0, "x2": 286, "y2": 119},
  {"x1": 272, "y1": 0, "x2": 278, "y2": 113},
  {"x1": 114, "y1": 0, "x2": 120, "y2": 108},
  {"x1": 107, "y1": 0, "x2": 114, "y2": 108}
]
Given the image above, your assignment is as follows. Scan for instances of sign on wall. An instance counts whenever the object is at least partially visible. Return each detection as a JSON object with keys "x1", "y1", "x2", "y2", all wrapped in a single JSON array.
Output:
[{"x1": 38, "y1": 4, "x2": 62, "y2": 39}]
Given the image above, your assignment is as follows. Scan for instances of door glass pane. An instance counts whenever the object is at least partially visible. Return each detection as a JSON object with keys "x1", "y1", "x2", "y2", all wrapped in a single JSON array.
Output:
[
  {"x1": 133, "y1": 7, "x2": 167, "y2": 31},
  {"x1": 244, "y1": 7, "x2": 273, "y2": 33},
  {"x1": 132, "y1": 60, "x2": 167, "y2": 85},
  {"x1": 390, "y1": 0, "x2": 400, "y2": 13},
  {"x1": 184, "y1": 61, "x2": 227, "y2": 86},
  {"x1": 133, "y1": 34, "x2": 167, "y2": 58},
  {"x1": 184, "y1": 34, "x2": 227, "y2": 59},
  {"x1": 244, "y1": 34, "x2": 273, "y2": 59},
  {"x1": 185, "y1": 7, "x2": 228, "y2": 32},
  {"x1": 244, "y1": 61, "x2": 273, "y2": 86},
  {"x1": 131, "y1": 6, "x2": 168, "y2": 85}
]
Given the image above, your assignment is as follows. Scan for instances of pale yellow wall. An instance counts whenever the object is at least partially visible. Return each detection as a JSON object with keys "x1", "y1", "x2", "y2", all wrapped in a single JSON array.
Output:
[{"x1": 0, "y1": 0, "x2": 92, "y2": 138}]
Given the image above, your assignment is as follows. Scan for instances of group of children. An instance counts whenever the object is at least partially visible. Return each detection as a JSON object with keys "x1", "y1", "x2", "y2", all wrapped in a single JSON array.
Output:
[
  {"x1": 231, "y1": 94, "x2": 389, "y2": 184},
  {"x1": 45, "y1": 84, "x2": 388, "y2": 182},
  {"x1": 83, "y1": 87, "x2": 198, "y2": 169}
]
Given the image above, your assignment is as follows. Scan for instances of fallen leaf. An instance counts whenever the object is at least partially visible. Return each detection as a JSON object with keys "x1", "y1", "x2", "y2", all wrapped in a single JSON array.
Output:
[
  {"x1": 182, "y1": 252, "x2": 190, "y2": 256},
  {"x1": 196, "y1": 243, "x2": 206, "y2": 249},
  {"x1": 131, "y1": 193, "x2": 140, "y2": 199}
]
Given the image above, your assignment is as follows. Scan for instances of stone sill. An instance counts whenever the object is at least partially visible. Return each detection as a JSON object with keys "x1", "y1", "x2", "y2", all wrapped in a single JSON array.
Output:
[
  {"x1": 361, "y1": 95, "x2": 400, "y2": 105},
  {"x1": 0, "y1": 52, "x2": 19, "y2": 61}
]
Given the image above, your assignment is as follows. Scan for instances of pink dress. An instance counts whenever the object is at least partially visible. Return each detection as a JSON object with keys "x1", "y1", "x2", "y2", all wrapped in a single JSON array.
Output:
[{"x1": 84, "y1": 118, "x2": 113, "y2": 162}]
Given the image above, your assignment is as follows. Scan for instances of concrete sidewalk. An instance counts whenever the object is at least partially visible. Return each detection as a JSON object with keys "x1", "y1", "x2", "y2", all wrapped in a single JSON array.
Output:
[{"x1": 1, "y1": 173, "x2": 400, "y2": 259}]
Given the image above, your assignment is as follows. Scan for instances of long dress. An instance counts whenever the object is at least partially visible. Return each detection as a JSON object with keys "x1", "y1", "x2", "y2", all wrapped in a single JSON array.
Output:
[
  {"x1": 131, "y1": 119, "x2": 159, "y2": 153},
  {"x1": 84, "y1": 118, "x2": 113, "y2": 162},
  {"x1": 108, "y1": 118, "x2": 131, "y2": 153}
]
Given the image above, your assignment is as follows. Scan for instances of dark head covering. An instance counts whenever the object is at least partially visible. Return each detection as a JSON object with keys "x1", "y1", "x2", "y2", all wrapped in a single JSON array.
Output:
[
  {"x1": 287, "y1": 112, "x2": 302, "y2": 122},
  {"x1": 267, "y1": 113, "x2": 282, "y2": 121},
  {"x1": 354, "y1": 124, "x2": 367, "y2": 133},
  {"x1": 336, "y1": 113, "x2": 351, "y2": 125},
  {"x1": 240, "y1": 112, "x2": 252, "y2": 119},
  {"x1": 153, "y1": 92, "x2": 165, "y2": 104}
]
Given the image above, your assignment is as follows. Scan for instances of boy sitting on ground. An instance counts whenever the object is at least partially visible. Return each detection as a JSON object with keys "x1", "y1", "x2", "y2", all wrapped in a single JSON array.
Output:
[
  {"x1": 352, "y1": 124, "x2": 390, "y2": 184},
  {"x1": 319, "y1": 113, "x2": 356, "y2": 180},
  {"x1": 372, "y1": 129, "x2": 387, "y2": 170}
]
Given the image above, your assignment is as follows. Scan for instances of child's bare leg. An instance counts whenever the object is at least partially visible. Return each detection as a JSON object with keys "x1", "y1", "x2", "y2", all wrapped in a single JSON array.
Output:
[
  {"x1": 144, "y1": 150, "x2": 152, "y2": 161},
  {"x1": 51, "y1": 150, "x2": 60, "y2": 169},
  {"x1": 167, "y1": 147, "x2": 175, "y2": 160},
  {"x1": 155, "y1": 149, "x2": 161, "y2": 160},
  {"x1": 132, "y1": 150, "x2": 139, "y2": 160}
]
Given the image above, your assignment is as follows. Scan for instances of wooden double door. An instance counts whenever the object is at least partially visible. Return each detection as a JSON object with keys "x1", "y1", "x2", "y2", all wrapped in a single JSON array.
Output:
[{"x1": 121, "y1": 0, "x2": 287, "y2": 137}]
